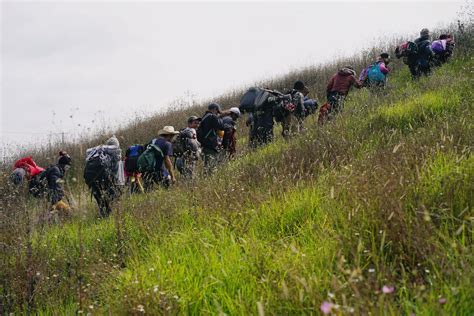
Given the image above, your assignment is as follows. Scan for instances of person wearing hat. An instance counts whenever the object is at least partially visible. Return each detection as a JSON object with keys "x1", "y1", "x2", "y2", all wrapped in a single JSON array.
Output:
[
  {"x1": 281, "y1": 81, "x2": 307, "y2": 138},
  {"x1": 411, "y1": 28, "x2": 434, "y2": 78},
  {"x1": 197, "y1": 103, "x2": 226, "y2": 175},
  {"x1": 175, "y1": 116, "x2": 202, "y2": 179},
  {"x1": 144, "y1": 126, "x2": 179, "y2": 189},
  {"x1": 326, "y1": 66, "x2": 362, "y2": 118},
  {"x1": 221, "y1": 107, "x2": 241, "y2": 159}
]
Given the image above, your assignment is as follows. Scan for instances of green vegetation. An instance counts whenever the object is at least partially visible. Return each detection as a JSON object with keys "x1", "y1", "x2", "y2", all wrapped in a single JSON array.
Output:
[{"x1": 1, "y1": 28, "x2": 473, "y2": 315}]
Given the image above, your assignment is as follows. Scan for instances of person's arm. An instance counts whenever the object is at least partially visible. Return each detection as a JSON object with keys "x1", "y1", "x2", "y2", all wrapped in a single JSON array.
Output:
[
  {"x1": 326, "y1": 76, "x2": 335, "y2": 94},
  {"x1": 379, "y1": 62, "x2": 390, "y2": 74},
  {"x1": 352, "y1": 76, "x2": 363, "y2": 89},
  {"x1": 164, "y1": 156, "x2": 175, "y2": 182}
]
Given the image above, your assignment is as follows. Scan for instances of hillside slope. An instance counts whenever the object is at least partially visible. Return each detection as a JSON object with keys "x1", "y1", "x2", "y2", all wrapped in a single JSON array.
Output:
[{"x1": 1, "y1": 32, "x2": 473, "y2": 314}]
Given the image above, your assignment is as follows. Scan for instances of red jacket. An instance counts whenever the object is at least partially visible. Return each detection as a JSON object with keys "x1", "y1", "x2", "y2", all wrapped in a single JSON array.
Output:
[
  {"x1": 14, "y1": 157, "x2": 44, "y2": 177},
  {"x1": 326, "y1": 68, "x2": 362, "y2": 96}
]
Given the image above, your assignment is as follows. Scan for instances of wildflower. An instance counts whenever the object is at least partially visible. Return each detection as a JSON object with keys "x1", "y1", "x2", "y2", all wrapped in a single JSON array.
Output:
[
  {"x1": 320, "y1": 301, "x2": 333, "y2": 314},
  {"x1": 439, "y1": 297, "x2": 447, "y2": 305},
  {"x1": 88, "y1": 305, "x2": 94, "y2": 310},
  {"x1": 368, "y1": 268, "x2": 375, "y2": 273},
  {"x1": 382, "y1": 285, "x2": 395, "y2": 294},
  {"x1": 137, "y1": 304, "x2": 145, "y2": 312}
]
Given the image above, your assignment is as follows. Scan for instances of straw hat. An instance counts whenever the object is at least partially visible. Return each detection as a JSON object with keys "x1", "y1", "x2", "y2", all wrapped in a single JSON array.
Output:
[{"x1": 158, "y1": 126, "x2": 179, "y2": 136}]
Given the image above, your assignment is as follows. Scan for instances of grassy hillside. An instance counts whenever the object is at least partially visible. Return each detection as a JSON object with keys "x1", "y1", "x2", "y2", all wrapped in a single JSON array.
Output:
[{"x1": 1, "y1": 27, "x2": 473, "y2": 314}]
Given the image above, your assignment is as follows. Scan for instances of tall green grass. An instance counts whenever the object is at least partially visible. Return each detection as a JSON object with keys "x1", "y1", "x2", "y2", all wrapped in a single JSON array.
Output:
[{"x1": 1, "y1": 24, "x2": 473, "y2": 314}]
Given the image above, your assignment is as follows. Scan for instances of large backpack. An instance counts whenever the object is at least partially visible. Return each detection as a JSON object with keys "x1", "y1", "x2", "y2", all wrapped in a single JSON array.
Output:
[
  {"x1": 125, "y1": 144, "x2": 145, "y2": 173},
  {"x1": 83, "y1": 146, "x2": 115, "y2": 186},
  {"x1": 395, "y1": 41, "x2": 418, "y2": 62},
  {"x1": 28, "y1": 170, "x2": 48, "y2": 198},
  {"x1": 239, "y1": 87, "x2": 275, "y2": 113},
  {"x1": 172, "y1": 130, "x2": 189, "y2": 157},
  {"x1": 367, "y1": 62, "x2": 386, "y2": 83},
  {"x1": 239, "y1": 87, "x2": 259, "y2": 113},
  {"x1": 137, "y1": 143, "x2": 164, "y2": 173},
  {"x1": 431, "y1": 40, "x2": 446, "y2": 54}
]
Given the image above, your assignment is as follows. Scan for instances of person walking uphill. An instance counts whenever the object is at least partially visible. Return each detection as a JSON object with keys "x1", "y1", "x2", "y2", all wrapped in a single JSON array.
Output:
[
  {"x1": 325, "y1": 66, "x2": 362, "y2": 118},
  {"x1": 360, "y1": 53, "x2": 391, "y2": 88},
  {"x1": 221, "y1": 107, "x2": 241, "y2": 159},
  {"x1": 174, "y1": 116, "x2": 202, "y2": 179},
  {"x1": 197, "y1": 103, "x2": 226, "y2": 175},
  {"x1": 140, "y1": 126, "x2": 179, "y2": 190},
  {"x1": 410, "y1": 28, "x2": 434, "y2": 79},
  {"x1": 43, "y1": 151, "x2": 72, "y2": 218},
  {"x1": 84, "y1": 136, "x2": 122, "y2": 218},
  {"x1": 281, "y1": 80, "x2": 307, "y2": 139}
]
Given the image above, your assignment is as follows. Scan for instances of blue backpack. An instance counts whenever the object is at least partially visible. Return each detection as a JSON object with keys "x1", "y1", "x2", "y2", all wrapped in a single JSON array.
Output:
[
  {"x1": 367, "y1": 62, "x2": 386, "y2": 83},
  {"x1": 125, "y1": 144, "x2": 145, "y2": 173}
]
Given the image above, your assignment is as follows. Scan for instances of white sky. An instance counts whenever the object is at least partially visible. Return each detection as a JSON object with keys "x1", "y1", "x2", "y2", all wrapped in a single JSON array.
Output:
[{"x1": 0, "y1": 0, "x2": 463, "y2": 157}]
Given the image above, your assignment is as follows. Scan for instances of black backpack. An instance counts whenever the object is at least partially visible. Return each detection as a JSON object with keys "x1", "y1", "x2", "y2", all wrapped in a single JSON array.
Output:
[
  {"x1": 28, "y1": 170, "x2": 48, "y2": 198},
  {"x1": 83, "y1": 147, "x2": 114, "y2": 186},
  {"x1": 172, "y1": 130, "x2": 190, "y2": 157}
]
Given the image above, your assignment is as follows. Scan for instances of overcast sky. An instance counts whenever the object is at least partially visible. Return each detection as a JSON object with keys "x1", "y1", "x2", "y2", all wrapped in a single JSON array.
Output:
[{"x1": 0, "y1": 0, "x2": 463, "y2": 157}]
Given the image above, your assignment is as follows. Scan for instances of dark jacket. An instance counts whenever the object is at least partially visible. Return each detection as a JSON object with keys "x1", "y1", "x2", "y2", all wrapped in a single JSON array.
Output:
[
  {"x1": 415, "y1": 35, "x2": 433, "y2": 66},
  {"x1": 326, "y1": 68, "x2": 362, "y2": 96},
  {"x1": 46, "y1": 164, "x2": 65, "y2": 204},
  {"x1": 197, "y1": 111, "x2": 225, "y2": 151}
]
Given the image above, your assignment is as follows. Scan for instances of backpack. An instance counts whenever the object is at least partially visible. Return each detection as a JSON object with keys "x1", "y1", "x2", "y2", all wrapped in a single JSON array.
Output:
[
  {"x1": 395, "y1": 41, "x2": 418, "y2": 59},
  {"x1": 28, "y1": 170, "x2": 48, "y2": 198},
  {"x1": 431, "y1": 40, "x2": 446, "y2": 54},
  {"x1": 125, "y1": 144, "x2": 145, "y2": 173},
  {"x1": 239, "y1": 87, "x2": 259, "y2": 113},
  {"x1": 137, "y1": 143, "x2": 164, "y2": 173},
  {"x1": 172, "y1": 130, "x2": 189, "y2": 157},
  {"x1": 367, "y1": 62, "x2": 386, "y2": 83},
  {"x1": 83, "y1": 146, "x2": 115, "y2": 186}
]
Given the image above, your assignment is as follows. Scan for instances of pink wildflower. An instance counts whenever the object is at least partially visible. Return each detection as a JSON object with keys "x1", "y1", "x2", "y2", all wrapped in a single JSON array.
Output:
[
  {"x1": 382, "y1": 285, "x2": 395, "y2": 294},
  {"x1": 320, "y1": 301, "x2": 333, "y2": 314},
  {"x1": 439, "y1": 297, "x2": 447, "y2": 305}
]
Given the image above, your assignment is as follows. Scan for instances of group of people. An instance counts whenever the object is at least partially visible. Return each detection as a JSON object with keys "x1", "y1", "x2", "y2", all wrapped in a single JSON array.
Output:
[{"x1": 9, "y1": 28, "x2": 455, "y2": 219}]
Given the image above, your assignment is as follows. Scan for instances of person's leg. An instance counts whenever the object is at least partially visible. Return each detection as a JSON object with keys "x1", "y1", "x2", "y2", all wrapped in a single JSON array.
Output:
[{"x1": 281, "y1": 114, "x2": 291, "y2": 139}]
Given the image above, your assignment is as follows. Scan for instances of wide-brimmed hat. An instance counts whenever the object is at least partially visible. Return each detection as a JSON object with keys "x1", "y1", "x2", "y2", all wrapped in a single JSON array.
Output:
[{"x1": 158, "y1": 126, "x2": 180, "y2": 136}]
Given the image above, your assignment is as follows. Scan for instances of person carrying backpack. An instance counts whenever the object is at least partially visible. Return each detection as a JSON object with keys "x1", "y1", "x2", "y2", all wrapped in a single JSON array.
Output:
[
  {"x1": 175, "y1": 116, "x2": 202, "y2": 179},
  {"x1": 281, "y1": 80, "x2": 307, "y2": 139},
  {"x1": 84, "y1": 136, "x2": 122, "y2": 218},
  {"x1": 11, "y1": 156, "x2": 45, "y2": 186},
  {"x1": 325, "y1": 66, "x2": 362, "y2": 118},
  {"x1": 431, "y1": 34, "x2": 455, "y2": 66},
  {"x1": 141, "y1": 126, "x2": 179, "y2": 190},
  {"x1": 197, "y1": 103, "x2": 226, "y2": 175},
  {"x1": 43, "y1": 151, "x2": 72, "y2": 216},
  {"x1": 221, "y1": 107, "x2": 241, "y2": 159},
  {"x1": 124, "y1": 144, "x2": 145, "y2": 193},
  {"x1": 411, "y1": 28, "x2": 434, "y2": 79},
  {"x1": 360, "y1": 53, "x2": 391, "y2": 88}
]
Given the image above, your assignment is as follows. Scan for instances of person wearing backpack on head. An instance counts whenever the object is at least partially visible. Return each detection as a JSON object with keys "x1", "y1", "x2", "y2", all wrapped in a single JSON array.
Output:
[
  {"x1": 174, "y1": 116, "x2": 202, "y2": 179},
  {"x1": 325, "y1": 66, "x2": 362, "y2": 119},
  {"x1": 141, "y1": 126, "x2": 179, "y2": 190},
  {"x1": 220, "y1": 107, "x2": 241, "y2": 159},
  {"x1": 84, "y1": 136, "x2": 122, "y2": 218},
  {"x1": 197, "y1": 103, "x2": 226, "y2": 175},
  {"x1": 281, "y1": 80, "x2": 307, "y2": 139},
  {"x1": 411, "y1": 28, "x2": 434, "y2": 79},
  {"x1": 43, "y1": 151, "x2": 72, "y2": 216},
  {"x1": 431, "y1": 34, "x2": 455, "y2": 67},
  {"x1": 361, "y1": 53, "x2": 391, "y2": 89}
]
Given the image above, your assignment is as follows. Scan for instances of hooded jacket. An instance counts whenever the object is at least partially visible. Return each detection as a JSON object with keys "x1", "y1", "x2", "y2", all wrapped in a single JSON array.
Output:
[
  {"x1": 326, "y1": 68, "x2": 362, "y2": 96},
  {"x1": 46, "y1": 164, "x2": 66, "y2": 204}
]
